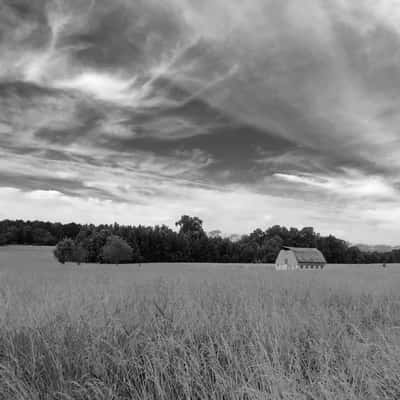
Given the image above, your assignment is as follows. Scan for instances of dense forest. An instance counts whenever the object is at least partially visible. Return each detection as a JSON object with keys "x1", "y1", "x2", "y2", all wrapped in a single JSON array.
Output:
[{"x1": 1, "y1": 217, "x2": 399, "y2": 264}]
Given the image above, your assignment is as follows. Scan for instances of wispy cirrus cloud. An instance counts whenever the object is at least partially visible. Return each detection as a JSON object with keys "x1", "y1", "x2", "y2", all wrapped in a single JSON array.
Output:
[
  {"x1": 1, "y1": 0, "x2": 400, "y2": 244},
  {"x1": 275, "y1": 171, "x2": 398, "y2": 200}
]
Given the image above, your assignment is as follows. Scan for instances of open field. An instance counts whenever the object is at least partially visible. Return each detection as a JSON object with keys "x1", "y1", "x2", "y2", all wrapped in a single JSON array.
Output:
[{"x1": 0, "y1": 246, "x2": 400, "y2": 399}]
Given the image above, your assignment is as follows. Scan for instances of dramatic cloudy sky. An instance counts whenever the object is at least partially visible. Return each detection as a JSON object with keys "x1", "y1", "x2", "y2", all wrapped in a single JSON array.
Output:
[{"x1": 1, "y1": 0, "x2": 400, "y2": 244}]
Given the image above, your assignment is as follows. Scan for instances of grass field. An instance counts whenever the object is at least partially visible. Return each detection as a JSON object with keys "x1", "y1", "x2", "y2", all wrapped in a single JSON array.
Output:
[{"x1": 0, "y1": 246, "x2": 400, "y2": 399}]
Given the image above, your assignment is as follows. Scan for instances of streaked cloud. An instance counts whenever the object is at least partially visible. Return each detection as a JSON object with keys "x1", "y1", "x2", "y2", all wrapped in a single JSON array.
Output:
[
  {"x1": 1, "y1": 0, "x2": 400, "y2": 244},
  {"x1": 275, "y1": 171, "x2": 398, "y2": 199}
]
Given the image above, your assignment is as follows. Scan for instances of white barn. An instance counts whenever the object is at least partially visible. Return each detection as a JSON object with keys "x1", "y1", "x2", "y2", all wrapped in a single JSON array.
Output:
[{"x1": 275, "y1": 246, "x2": 326, "y2": 271}]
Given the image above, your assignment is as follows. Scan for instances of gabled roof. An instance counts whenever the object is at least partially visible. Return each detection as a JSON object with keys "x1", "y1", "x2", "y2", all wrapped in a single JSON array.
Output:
[{"x1": 282, "y1": 246, "x2": 326, "y2": 264}]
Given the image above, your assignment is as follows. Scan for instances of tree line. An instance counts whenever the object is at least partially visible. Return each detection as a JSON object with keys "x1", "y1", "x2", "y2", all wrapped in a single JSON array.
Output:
[
  {"x1": 0, "y1": 220, "x2": 81, "y2": 246},
  {"x1": 1, "y1": 217, "x2": 399, "y2": 264}
]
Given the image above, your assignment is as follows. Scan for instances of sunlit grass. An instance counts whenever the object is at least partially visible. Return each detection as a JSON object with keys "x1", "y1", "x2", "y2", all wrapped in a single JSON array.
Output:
[{"x1": 0, "y1": 246, "x2": 400, "y2": 399}]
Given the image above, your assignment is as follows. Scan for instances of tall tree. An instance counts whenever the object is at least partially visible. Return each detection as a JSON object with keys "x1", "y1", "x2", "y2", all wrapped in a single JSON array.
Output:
[{"x1": 175, "y1": 216, "x2": 205, "y2": 239}]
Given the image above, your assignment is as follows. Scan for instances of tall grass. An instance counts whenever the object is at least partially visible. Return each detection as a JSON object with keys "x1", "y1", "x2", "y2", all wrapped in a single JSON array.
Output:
[{"x1": 0, "y1": 259, "x2": 400, "y2": 399}]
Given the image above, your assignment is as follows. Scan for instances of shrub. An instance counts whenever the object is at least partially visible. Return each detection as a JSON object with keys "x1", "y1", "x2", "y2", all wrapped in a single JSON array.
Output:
[
  {"x1": 101, "y1": 235, "x2": 133, "y2": 264},
  {"x1": 53, "y1": 238, "x2": 75, "y2": 264},
  {"x1": 73, "y1": 244, "x2": 87, "y2": 265}
]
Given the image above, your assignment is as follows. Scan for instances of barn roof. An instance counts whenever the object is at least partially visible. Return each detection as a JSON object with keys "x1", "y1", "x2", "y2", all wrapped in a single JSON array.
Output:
[{"x1": 282, "y1": 247, "x2": 326, "y2": 264}]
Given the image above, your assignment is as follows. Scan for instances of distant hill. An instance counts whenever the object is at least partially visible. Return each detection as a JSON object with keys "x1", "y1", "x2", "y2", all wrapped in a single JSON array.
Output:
[{"x1": 355, "y1": 244, "x2": 400, "y2": 253}]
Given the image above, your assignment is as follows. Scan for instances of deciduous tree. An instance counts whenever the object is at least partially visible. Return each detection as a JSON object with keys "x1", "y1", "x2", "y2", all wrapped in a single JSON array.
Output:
[{"x1": 101, "y1": 235, "x2": 133, "y2": 265}]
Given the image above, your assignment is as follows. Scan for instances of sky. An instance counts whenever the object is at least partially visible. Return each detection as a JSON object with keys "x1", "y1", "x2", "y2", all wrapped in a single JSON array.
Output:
[{"x1": 1, "y1": 0, "x2": 400, "y2": 244}]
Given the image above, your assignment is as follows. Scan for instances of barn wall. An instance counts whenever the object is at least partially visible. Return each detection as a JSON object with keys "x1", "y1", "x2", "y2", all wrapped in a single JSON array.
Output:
[
  {"x1": 275, "y1": 250, "x2": 298, "y2": 270},
  {"x1": 298, "y1": 262, "x2": 325, "y2": 270}
]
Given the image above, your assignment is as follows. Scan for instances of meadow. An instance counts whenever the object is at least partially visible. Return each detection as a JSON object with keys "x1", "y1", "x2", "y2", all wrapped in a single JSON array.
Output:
[{"x1": 0, "y1": 246, "x2": 400, "y2": 399}]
